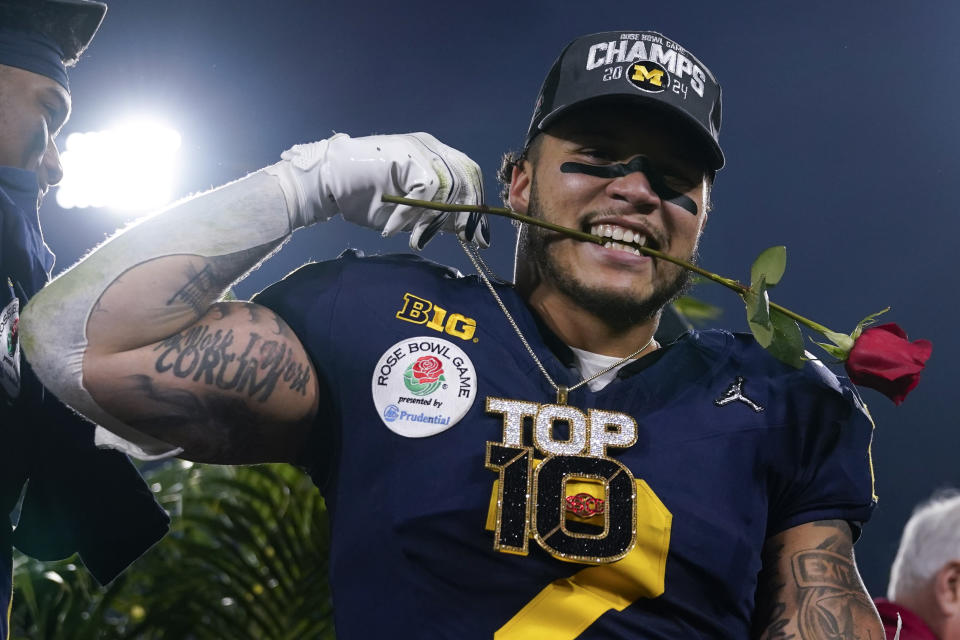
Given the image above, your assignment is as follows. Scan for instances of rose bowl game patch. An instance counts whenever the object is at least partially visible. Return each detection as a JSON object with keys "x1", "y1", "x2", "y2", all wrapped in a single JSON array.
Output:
[{"x1": 371, "y1": 336, "x2": 477, "y2": 437}]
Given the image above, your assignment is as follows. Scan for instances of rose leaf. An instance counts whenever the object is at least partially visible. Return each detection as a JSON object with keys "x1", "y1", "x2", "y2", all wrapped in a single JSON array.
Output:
[
  {"x1": 750, "y1": 246, "x2": 787, "y2": 289},
  {"x1": 766, "y1": 311, "x2": 805, "y2": 369},
  {"x1": 744, "y1": 276, "x2": 773, "y2": 348}
]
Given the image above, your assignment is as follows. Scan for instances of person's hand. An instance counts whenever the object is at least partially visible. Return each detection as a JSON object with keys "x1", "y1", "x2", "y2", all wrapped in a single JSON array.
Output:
[{"x1": 266, "y1": 132, "x2": 489, "y2": 250}]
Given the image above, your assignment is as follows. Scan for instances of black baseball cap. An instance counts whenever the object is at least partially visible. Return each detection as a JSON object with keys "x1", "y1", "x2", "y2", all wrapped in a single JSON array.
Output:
[
  {"x1": 526, "y1": 30, "x2": 724, "y2": 170},
  {"x1": 0, "y1": 0, "x2": 107, "y2": 63}
]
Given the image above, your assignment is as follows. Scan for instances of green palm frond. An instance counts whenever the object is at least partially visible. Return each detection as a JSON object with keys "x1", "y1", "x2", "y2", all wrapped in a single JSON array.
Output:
[
  {"x1": 12, "y1": 461, "x2": 336, "y2": 640},
  {"x1": 11, "y1": 554, "x2": 127, "y2": 640}
]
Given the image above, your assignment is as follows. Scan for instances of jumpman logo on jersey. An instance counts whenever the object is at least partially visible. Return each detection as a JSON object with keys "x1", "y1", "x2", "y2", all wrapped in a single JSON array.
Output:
[{"x1": 714, "y1": 376, "x2": 764, "y2": 412}]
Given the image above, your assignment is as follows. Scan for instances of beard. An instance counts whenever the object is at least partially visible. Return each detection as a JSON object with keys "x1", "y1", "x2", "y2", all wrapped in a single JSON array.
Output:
[{"x1": 523, "y1": 175, "x2": 695, "y2": 332}]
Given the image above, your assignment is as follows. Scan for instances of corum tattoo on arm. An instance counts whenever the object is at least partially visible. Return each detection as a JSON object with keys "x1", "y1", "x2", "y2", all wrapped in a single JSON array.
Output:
[{"x1": 152, "y1": 321, "x2": 311, "y2": 403}]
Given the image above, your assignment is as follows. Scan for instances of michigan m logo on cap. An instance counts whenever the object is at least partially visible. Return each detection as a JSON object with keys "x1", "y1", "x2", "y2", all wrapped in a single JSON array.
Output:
[{"x1": 628, "y1": 61, "x2": 667, "y2": 92}]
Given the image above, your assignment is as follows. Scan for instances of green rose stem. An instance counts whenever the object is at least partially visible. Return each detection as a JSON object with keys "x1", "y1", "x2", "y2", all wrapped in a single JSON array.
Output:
[{"x1": 380, "y1": 195, "x2": 838, "y2": 339}]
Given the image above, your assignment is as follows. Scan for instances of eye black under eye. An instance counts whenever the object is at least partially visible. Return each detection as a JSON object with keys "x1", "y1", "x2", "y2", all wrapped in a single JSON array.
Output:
[{"x1": 560, "y1": 157, "x2": 700, "y2": 215}]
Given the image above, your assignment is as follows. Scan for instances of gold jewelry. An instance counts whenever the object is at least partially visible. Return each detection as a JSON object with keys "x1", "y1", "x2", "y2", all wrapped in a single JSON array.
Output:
[{"x1": 459, "y1": 240, "x2": 656, "y2": 405}]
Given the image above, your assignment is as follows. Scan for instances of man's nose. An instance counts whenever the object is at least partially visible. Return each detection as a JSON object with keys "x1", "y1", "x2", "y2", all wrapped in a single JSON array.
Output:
[
  {"x1": 604, "y1": 161, "x2": 660, "y2": 211},
  {"x1": 40, "y1": 139, "x2": 64, "y2": 189}
]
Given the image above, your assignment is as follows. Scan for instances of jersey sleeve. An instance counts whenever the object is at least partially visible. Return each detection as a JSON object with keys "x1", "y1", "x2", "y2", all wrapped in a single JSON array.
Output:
[
  {"x1": 251, "y1": 255, "x2": 349, "y2": 490},
  {"x1": 766, "y1": 368, "x2": 877, "y2": 540}
]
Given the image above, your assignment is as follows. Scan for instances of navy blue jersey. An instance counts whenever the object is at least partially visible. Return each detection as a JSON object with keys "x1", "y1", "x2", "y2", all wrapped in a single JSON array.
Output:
[{"x1": 255, "y1": 250, "x2": 877, "y2": 639}]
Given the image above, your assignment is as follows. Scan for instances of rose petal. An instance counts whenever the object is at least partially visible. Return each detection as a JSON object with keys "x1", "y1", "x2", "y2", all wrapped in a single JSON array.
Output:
[{"x1": 845, "y1": 323, "x2": 932, "y2": 404}]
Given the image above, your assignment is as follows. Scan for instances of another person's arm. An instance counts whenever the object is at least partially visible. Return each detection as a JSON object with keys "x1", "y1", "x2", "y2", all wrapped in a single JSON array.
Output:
[
  {"x1": 20, "y1": 133, "x2": 486, "y2": 462},
  {"x1": 753, "y1": 520, "x2": 884, "y2": 639}
]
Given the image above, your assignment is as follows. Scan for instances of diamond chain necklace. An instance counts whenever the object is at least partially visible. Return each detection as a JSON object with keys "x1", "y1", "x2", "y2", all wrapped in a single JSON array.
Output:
[{"x1": 458, "y1": 240, "x2": 656, "y2": 405}]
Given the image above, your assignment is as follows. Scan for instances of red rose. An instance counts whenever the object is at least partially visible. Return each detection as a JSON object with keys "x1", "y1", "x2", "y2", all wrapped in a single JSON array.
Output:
[
  {"x1": 845, "y1": 323, "x2": 932, "y2": 405},
  {"x1": 412, "y1": 356, "x2": 444, "y2": 384}
]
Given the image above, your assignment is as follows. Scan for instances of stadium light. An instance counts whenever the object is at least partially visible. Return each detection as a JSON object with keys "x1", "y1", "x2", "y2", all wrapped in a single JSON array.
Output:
[{"x1": 56, "y1": 118, "x2": 181, "y2": 212}]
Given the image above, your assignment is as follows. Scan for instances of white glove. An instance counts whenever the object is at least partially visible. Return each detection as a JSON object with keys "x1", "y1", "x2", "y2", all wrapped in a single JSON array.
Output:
[{"x1": 264, "y1": 132, "x2": 489, "y2": 250}]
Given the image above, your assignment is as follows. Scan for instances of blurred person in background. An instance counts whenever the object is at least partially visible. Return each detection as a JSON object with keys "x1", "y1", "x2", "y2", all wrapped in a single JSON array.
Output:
[
  {"x1": 0, "y1": 2, "x2": 167, "y2": 637},
  {"x1": 875, "y1": 490, "x2": 960, "y2": 640}
]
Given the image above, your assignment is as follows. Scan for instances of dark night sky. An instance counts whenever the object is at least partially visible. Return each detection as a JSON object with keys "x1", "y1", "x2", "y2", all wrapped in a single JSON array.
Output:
[{"x1": 39, "y1": 0, "x2": 960, "y2": 596}]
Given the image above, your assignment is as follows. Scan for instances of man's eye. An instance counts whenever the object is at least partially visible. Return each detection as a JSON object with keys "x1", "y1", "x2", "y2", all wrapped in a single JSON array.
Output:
[
  {"x1": 42, "y1": 105, "x2": 64, "y2": 135},
  {"x1": 580, "y1": 148, "x2": 615, "y2": 162},
  {"x1": 662, "y1": 174, "x2": 698, "y2": 192}
]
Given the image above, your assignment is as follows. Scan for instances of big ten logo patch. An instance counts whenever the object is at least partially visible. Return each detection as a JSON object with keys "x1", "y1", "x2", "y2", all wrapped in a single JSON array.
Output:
[{"x1": 396, "y1": 293, "x2": 477, "y2": 342}]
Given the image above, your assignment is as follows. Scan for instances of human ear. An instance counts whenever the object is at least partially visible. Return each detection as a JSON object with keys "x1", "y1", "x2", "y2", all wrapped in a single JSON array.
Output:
[
  {"x1": 934, "y1": 561, "x2": 960, "y2": 616},
  {"x1": 508, "y1": 161, "x2": 532, "y2": 214}
]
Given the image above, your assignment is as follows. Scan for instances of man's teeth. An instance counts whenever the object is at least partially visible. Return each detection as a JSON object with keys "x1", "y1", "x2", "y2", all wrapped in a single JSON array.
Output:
[{"x1": 590, "y1": 224, "x2": 647, "y2": 255}]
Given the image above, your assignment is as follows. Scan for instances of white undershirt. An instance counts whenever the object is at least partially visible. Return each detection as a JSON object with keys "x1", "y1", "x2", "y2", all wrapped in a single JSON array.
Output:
[{"x1": 568, "y1": 346, "x2": 638, "y2": 392}]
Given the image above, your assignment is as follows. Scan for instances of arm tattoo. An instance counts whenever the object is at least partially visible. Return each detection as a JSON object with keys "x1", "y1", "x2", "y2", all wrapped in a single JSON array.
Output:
[
  {"x1": 167, "y1": 264, "x2": 217, "y2": 314},
  {"x1": 125, "y1": 374, "x2": 308, "y2": 462},
  {"x1": 152, "y1": 313, "x2": 311, "y2": 402},
  {"x1": 754, "y1": 543, "x2": 796, "y2": 640},
  {"x1": 791, "y1": 522, "x2": 878, "y2": 639},
  {"x1": 244, "y1": 303, "x2": 288, "y2": 337},
  {"x1": 165, "y1": 242, "x2": 285, "y2": 315}
]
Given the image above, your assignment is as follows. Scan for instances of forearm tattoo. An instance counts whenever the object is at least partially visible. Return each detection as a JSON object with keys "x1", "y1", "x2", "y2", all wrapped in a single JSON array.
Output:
[
  {"x1": 792, "y1": 524, "x2": 878, "y2": 639},
  {"x1": 125, "y1": 374, "x2": 308, "y2": 462},
  {"x1": 152, "y1": 306, "x2": 311, "y2": 403},
  {"x1": 754, "y1": 543, "x2": 796, "y2": 640},
  {"x1": 167, "y1": 264, "x2": 217, "y2": 314},
  {"x1": 756, "y1": 522, "x2": 878, "y2": 640},
  {"x1": 165, "y1": 242, "x2": 284, "y2": 316}
]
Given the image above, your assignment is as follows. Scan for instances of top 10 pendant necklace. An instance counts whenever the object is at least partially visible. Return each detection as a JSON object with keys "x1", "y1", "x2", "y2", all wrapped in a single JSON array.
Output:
[{"x1": 459, "y1": 238, "x2": 656, "y2": 566}]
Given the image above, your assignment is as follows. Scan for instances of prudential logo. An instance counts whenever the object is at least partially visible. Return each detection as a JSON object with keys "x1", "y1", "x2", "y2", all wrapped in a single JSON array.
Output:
[{"x1": 383, "y1": 404, "x2": 401, "y2": 422}]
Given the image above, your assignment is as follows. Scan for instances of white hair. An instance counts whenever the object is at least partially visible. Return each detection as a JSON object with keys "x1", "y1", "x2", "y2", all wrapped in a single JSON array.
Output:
[{"x1": 888, "y1": 489, "x2": 960, "y2": 600}]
